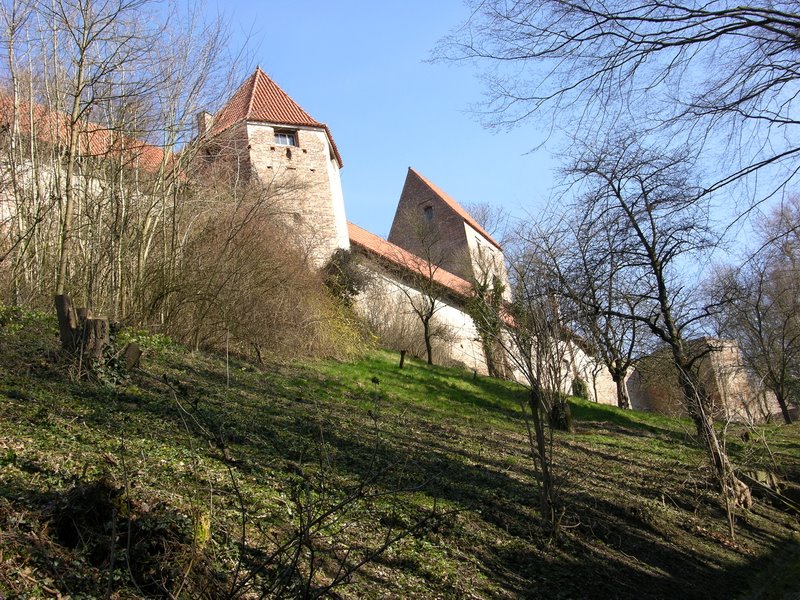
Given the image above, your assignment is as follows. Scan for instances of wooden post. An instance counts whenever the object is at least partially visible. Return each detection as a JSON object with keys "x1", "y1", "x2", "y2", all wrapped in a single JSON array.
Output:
[{"x1": 399, "y1": 350, "x2": 406, "y2": 369}]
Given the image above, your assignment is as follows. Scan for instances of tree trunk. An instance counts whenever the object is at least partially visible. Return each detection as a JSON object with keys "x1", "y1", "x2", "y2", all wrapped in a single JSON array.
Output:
[
  {"x1": 55, "y1": 294, "x2": 78, "y2": 350},
  {"x1": 481, "y1": 337, "x2": 497, "y2": 377},
  {"x1": 422, "y1": 318, "x2": 433, "y2": 365},
  {"x1": 612, "y1": 372, "x2": 631, "y2": 409},
  {"x1": 529, "y1": 387, "x2": 560, "y2": 536},
  {"x1": 678, "y1": 366, "x2": 752, "y2": 509},
  {"x1": 774, "y1": 390, "x2": 793, "y2": 425},
  {"x1": 548, "y1": 394, "x2": 574, "y2": 432}
]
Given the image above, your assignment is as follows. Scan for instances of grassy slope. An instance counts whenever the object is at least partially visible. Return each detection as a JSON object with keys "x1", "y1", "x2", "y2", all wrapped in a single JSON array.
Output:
[{"x1": 1, "y1": 311, "x2": 799, "y2": 599}]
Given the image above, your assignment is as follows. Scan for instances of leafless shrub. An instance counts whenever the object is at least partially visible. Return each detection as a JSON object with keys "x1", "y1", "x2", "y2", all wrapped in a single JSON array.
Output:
[{"x1": 165, "y1": 218, "x2": 362, "y2": 360}]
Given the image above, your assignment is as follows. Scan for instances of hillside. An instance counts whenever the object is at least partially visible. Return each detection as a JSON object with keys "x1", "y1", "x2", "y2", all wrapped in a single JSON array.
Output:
[{"x1": 1, "y1": 308, "x2": 799, "y2": 599}]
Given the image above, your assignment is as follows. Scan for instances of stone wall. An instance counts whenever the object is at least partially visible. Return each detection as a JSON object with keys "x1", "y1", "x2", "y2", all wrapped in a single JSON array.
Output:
[
  {"x1": 208, "y1": 122, "x2": 349, "y2": 266},
  {"x1": 388, "y1": 171, "x2": 475, "y2": 281},
  {"x1": 628, "y1": 339, "x2": 781, "y2": 423}
]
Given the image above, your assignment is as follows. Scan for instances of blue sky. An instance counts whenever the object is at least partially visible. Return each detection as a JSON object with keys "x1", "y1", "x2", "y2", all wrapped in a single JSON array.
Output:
[{"x1": 214, "y1": 1, "x2": 557, "y2": 238}]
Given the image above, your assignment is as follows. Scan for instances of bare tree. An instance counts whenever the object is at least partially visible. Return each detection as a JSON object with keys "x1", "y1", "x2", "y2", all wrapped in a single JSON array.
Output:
[
  {"x1": 386, "y1": 208, "x2": 456, "y2": 365},
  {"x1": 565, "y1": 133, "x2": 752, "y2": 513},
  {"x1": 39, "y1": 0, "x2": 160, "y2": 296},
  {"x1": 440, "y1": 1, "x2": 800, "y2": 204},
  {"x1": 549, "y1": 210, "x2": 643, "y2": 409},
  {"x1": 491, "y1": 237, "x2": 575, "y2": 535},
  {"x1": 462, "y1": 200, "x2": 508, "y2": 241},
  {"x1": 712, "y1": 199, "x2": 800, "y2": 424},
  {"x1": 0, "y1": 0, "x2": 245, "y2": 320}
]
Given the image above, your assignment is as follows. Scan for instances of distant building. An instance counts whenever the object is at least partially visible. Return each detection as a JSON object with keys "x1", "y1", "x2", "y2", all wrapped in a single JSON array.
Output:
[{"x1": 628, "y1": 338, "x2": 783, "y2": 423}]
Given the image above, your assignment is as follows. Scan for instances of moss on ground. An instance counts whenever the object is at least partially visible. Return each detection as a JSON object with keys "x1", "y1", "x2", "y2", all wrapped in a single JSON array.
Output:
[{"x1": 0, "y1": 311, "x2": 798, "y2": 598}]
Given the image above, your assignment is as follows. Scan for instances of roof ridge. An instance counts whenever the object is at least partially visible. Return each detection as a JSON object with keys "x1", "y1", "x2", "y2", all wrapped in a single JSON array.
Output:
[
  {"x1": 408, "y1": 168, "x2": 502, "y2": 251},
  {"x1": 245, "y1": 67, "x2": 260, "y2": 120},
  {"x1": 348, "y1": 222, "x2": 472, "y2": 297}
]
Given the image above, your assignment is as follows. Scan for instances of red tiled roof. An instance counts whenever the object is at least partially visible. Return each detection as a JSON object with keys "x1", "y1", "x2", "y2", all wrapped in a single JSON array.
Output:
[
  {"x1": 348, "y1": 222, "x2": 473, "y2": 297},
  {"x1": 209, "y1": 67, "x2": 343, "y2": 168},
  {"x1": 409, "y1": 168, "x2": 502, "y2": 251},
  {"x1": 0, "y1": 95, "x2": 169, "y2": 173}
]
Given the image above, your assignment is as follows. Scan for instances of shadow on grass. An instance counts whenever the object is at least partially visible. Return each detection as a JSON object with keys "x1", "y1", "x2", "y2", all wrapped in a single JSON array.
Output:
[{"x1": 36, "y1": 353, "x2": 796, "y2": 600}]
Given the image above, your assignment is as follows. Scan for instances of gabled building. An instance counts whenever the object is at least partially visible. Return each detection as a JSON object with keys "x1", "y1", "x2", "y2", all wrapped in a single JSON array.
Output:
[{"x1": 388, "y1": 168, "x2": 509, "y2": 293}]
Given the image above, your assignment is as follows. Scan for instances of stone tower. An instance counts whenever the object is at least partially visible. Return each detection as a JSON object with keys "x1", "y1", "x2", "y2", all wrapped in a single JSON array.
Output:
[
  {"x1": 387, "y1": 168, "x2": 508, "y2": 290},
  {"x1": 197, "y1": 67, "x2": 349, "y2": 265}
]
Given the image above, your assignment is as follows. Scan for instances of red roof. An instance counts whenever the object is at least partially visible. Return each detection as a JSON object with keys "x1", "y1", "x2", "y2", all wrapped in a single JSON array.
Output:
[
  {"x1": 348, "y1": 222, "x2": 472, "y2": 297},
  {"x1": 409, "y1": 168, "x2": 502, "y2": 251},
  {"x1": 0, "y1": 95, "x2": 169, "y2": 173},
  {"x1": 209, "y1": 67, "x2": 343, "y2": 168}
]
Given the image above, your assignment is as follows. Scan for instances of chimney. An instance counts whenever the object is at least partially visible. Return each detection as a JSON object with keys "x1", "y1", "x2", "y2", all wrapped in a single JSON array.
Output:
[{"x1": 196, "y1": 111, "x2": 214, "y2": 137}]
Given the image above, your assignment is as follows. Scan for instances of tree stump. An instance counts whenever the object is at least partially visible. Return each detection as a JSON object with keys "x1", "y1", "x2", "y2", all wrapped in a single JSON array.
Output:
[
  {"x1": 122, "y1": 342, "x2": 142, "y2": 369},
  {"x1": 83, "y1": 317, "x2": 109, "y2": 361},
  {"x1": 54, "y1": 295, "x2": 109, "y2": 359}
]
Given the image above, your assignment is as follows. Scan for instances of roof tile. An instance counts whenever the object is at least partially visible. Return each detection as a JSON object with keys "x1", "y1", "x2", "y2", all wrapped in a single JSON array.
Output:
[
  {"x1": 348, "y1": 222, "x2": 472, "y2": 297},
  {"x1": 209, "y1": 67, "x2": 343, "y2": 167},
  {"x1": 0, "y1": 95, "x2": 169, "y2": 172}
]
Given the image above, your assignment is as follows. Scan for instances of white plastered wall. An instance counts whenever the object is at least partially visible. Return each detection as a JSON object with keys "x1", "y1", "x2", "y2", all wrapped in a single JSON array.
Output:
[
  {"x1": 567, "y1": 343, "x2": 620, "y2": 406},
  {"x1": 354, "y1": 262, "x2": 489, "y2": 373}
]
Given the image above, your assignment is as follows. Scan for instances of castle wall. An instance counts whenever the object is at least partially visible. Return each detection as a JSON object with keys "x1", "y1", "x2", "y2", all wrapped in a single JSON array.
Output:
[
  {"x1": 628, "y1": 339, "x2": 782, "y2": 423},
  {"x1": 352, "y1": 256, "x2": 489, "y2": 373},
  {"x1": 245, "y1": 123, "x2": 349, "y2": 265}
]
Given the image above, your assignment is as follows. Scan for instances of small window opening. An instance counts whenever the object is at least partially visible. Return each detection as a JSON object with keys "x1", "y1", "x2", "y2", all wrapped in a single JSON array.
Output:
[
  {"x1": 275, "y1": 130, "x2": 298, "y2": 146},
  {"x1": 423, "y1": 206, "x2": 433, "y2": 222}
]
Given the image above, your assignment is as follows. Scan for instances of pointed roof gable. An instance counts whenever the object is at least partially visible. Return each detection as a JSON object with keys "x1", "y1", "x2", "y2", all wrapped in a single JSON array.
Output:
[
  {"x1": 209, "y1": 67, "x2": 343, "y2": 167},
  {"x1": 348, "y1": 222, "x2": 472, "y2": 297},
  {"x1": 408, "y1": 168, "x2": 502, "y2": 250}
]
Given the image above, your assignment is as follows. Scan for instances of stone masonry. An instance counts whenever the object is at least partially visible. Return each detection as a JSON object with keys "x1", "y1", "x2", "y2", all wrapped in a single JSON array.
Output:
[{"x1": 388, "y1": 168, "x2": 508, "y2": 291}]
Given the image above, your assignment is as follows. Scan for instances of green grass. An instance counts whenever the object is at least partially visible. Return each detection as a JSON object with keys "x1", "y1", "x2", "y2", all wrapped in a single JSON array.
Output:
[{"x1": 1, "y1": 311, "x2": 799, "y2": 598}]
